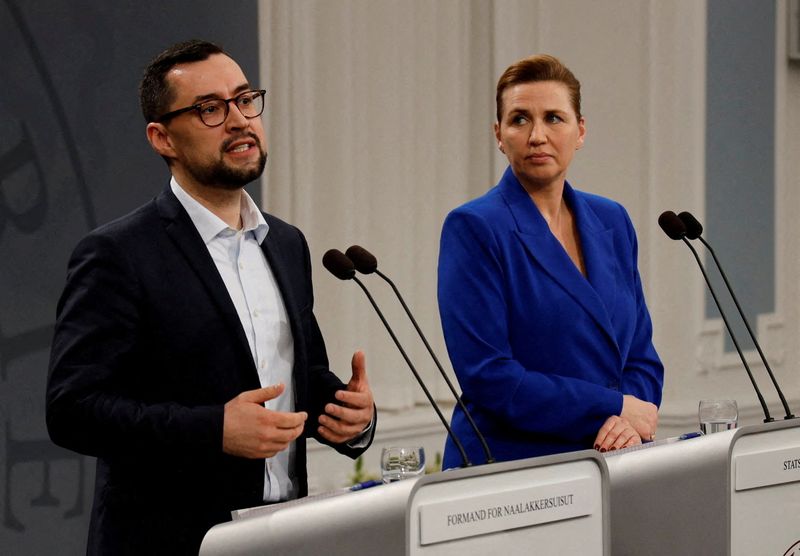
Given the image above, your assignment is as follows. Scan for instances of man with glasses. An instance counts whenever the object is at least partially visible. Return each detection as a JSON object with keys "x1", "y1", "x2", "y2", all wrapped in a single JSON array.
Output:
[{"x1": 47, "y1": 40, "x2": 375, "y2": 555}]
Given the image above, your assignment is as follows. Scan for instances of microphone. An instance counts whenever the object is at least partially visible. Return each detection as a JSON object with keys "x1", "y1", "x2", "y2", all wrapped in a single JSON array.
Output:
[
  {"x1": 345, "y1": 245, "x2": 495, "y2": 464},
  {"x1": 677, "y1": 211, "x2": 794, "y2": 420},
  {"x1": 657, "y1": 211, "x2": 687, "y2": 240},
  {"x1": 322, "y1": 249, "x2": 356, "y2": 280},
  {"x1": 658, "y1": 211, "x2": 774, "y2": 423},
  {"x1": 677, "y1": 211, "x2": 703, "y2": 240},
  {"x1": 322, "y1": 249, "x2": 473, "y2": 467}
]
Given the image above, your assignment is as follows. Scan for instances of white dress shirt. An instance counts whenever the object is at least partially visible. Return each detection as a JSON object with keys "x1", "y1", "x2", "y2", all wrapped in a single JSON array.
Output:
[{"x1": 170, "y1": 177, "x2": 296, "y2": 501}]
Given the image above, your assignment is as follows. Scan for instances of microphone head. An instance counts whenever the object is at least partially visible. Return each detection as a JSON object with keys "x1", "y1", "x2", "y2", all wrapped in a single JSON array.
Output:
[
  {"x1": 678, "y1": 211, "x2": 703, "y2": 240},
  {"x1": 322, "y1": 249, "x2": 356, "y2": 280},
  {"x1": 658, "y1": 211, "x2": 687, "y2": 240},
  {"x1": 345, "y1": 245, "x2": 378, "y2": 274}
]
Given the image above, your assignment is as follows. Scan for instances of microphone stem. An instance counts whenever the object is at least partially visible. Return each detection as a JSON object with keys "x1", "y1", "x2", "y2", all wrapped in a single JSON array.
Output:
[
  {"x1": 351, "y1": 276, "x2": 472, "y2": 467},
  {"x1": 682, "y1": 238, "x2": 773, "y2": 422},
  {"x1": 375, "y1": 269, "x2": 495, "y2": 464},
  {"x1": 698, "y1": 236, "x2": 795, "y2": 419}
]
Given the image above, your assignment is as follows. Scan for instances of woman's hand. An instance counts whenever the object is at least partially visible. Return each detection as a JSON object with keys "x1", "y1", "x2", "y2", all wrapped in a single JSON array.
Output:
[
  {"x1": 593, "y1": 415, "x2": 642, "y2": 452},
  {"x1": 621, "y1": 394, "x2": 658, "y2": 441}
]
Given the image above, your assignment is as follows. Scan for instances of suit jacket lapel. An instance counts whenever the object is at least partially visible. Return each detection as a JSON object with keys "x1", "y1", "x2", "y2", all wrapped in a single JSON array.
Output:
[
  {"x1": 155, "y1": 187, "x2": 257, "y2": 377},
  {"x1": 499, "y1": 168, "x2": 619, "y2": 349},
  {"x1": 259, "y1": 226, "x2": 308, "y2": 408}
]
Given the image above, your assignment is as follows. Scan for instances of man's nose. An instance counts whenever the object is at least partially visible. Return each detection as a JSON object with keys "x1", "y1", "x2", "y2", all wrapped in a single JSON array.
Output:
[{"x1": 225, "y1": 101, "x2": 250, "y2": 130}]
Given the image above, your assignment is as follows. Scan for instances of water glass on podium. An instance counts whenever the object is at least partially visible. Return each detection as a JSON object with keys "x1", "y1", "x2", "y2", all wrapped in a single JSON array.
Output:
[
  {"x1": 380, "y1": 446, "x2": 426, "y2": 483},
  {"x1": 698, "y1": 399, "x2": 738, "y2": 434}
]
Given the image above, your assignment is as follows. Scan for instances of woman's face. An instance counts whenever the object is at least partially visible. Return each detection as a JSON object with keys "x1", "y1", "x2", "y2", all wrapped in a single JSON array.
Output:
[{"x1": 494, "y1": 80, "x2": 585, "y2": 192}]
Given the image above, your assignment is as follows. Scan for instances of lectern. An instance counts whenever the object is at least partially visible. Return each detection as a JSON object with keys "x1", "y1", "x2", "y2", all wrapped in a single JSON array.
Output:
[
  {"x1": 605, "y1": 419, "x2": 800, "y2": 555},
  {"x1": 200, "y1": 450, "x2": 609, "y2": 555}
]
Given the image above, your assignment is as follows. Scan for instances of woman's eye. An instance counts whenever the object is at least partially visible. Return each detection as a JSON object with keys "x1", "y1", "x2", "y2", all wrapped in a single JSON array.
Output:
[
  {"x1": 511, "y1": 115, "x2": 527, "y2": 125},
  {"x1": 546, "y1": 113, "x2": 564, "y2": 123}
]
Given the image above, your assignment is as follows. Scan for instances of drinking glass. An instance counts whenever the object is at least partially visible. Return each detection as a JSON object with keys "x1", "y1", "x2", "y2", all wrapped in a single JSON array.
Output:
[
  {"x1": 380, "y1": 447, "x2": 426, "y2": 483},
  {"x1": 698, "y1": 399, "x2": 738, "y2": 434}
]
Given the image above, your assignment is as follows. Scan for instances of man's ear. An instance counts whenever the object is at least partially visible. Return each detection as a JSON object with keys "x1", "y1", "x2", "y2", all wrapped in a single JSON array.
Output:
[{"x1": 146, "y1": 122, "x2": 176, "y2": 159}]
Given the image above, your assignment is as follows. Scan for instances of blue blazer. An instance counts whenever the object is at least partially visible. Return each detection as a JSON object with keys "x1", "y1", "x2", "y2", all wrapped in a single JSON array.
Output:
[{"x1": 438, "y1": 167, "x2": 663, "y2": 468}]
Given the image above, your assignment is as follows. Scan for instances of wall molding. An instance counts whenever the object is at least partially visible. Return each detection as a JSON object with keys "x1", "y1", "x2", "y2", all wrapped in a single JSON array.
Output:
[{"x1": 696, "y1": 313, "x2": 785, "y2": 374}]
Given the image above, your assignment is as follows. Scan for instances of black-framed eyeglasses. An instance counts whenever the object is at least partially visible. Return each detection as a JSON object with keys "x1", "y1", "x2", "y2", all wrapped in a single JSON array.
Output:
[{"x1": 156, "y1": 89, "x2": 267, "y2": 127}]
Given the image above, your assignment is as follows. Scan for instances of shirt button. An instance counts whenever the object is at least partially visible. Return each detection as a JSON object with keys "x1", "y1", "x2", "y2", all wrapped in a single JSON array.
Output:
[
  {"x1": 260, "y1": 360, "x2": 266, "y2": 369},
  {"x1": 239, "y1": 262, "x2": 245, "y2": 269},
  {"x1": 253, "y1": 309, "x2": 259, "y2": 318}
]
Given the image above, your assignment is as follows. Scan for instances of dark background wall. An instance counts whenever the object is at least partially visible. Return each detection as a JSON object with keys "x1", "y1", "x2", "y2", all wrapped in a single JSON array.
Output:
[{"x1": 1, "y1": 1, "x2": 259, "y2": 553}]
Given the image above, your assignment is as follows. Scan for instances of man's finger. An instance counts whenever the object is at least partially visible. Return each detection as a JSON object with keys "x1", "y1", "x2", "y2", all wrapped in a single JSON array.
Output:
[
  {"x1": 238, "y1": 383, "x2": 285, "y2": 404},
  {"x1": 317, "y1": 425, "x2": 345, "y2": 444},
  {"x1": 318, "y1": 414, "x2": 362, "y2": 435},
  {"x1": 349, "y1": 350, "x2": 367, "y2": 388},
  {"x1": 324, "y1": 402, "x2": 367, "y2": 424},
  {"x1": 334, "y1": 389, "x2": 370, "y2": 408},
  {"x1": 269, "y1": 410, "x2": 309, "y2": 429},
  {"x1": 264, "y1": 422, "x2": 306, "y2": 444},
  {"x1": 317, "y1": 424, "x2": 354, "y2": 445}
]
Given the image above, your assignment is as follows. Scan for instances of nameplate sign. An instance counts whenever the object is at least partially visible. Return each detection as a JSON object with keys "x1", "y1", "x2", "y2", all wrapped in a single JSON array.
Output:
[
  {"x1": 417, "y1": 476, "x2": 596, "y2": 546},
  {"x1": 735, "y1": 445, "x2": 800, "y2": 491}
]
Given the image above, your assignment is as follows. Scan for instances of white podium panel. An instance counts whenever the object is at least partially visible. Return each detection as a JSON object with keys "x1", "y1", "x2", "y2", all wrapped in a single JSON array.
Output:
[
  {"x1": 605, "y1": 419, "x2": 800, "y2": 556},
  {"x1": 200, "y1": 478, "x2": 416, "y2": 556},
  {"x1": 407, "y1": 452, "x2": 607, "y2": 556},
  {"x1": 605, "y1": 429, "x2": 733, "y2": 555},
  {"x1": 199, "y1": 450, "x2": 609, "y2": 556},
  {"x1": 730, "y1": 422, "x2": 800, "y2": 556}
]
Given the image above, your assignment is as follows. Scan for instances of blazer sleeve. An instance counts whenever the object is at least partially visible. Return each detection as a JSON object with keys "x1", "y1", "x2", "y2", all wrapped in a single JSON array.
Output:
[
  {"x1": 438, "y1": 209, "x2": 624, "y2": 443},
  {"x1": 293, "y1": 227, "x2": 374, "y2": 457},
  {"x1": 46, "y1": 232, "x2": 223, "y2": 459}
]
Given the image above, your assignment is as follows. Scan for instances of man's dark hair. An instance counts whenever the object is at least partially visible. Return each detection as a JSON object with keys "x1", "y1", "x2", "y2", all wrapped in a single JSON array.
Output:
[{"x1": 139, "y1": 40, "x2": 227, "y2": 123}]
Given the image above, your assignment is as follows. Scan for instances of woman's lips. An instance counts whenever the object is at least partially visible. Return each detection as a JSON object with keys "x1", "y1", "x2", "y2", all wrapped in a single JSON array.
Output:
[{"x1": 527, "y1": 153, "x2": 552, "y2": 162}]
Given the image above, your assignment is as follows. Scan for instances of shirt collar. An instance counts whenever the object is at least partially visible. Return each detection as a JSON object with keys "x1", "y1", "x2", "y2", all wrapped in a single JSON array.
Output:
[{"x1": 170, "y1": 177, "x2": 269, "y2": 244}]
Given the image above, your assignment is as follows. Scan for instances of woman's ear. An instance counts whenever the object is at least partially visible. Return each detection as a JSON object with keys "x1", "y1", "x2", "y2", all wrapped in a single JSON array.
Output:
[
  {"x1": 576, "y1": 116, "x2": 586, "y2": 150},
  {"x1": 494, "y1": 122, "x2": 504, "y2": 153}
]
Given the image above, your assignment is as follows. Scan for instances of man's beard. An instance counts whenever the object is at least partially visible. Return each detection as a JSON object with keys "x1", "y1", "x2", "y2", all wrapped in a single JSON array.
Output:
[{"x1": 187, "y1": 134, "x2": 268, "y2": 190}]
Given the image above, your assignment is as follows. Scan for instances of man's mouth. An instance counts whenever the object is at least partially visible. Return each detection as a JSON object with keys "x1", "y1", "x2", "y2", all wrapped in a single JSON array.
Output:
[{"x1": 223, "y1": 135, "x2": 259, "y2": 154}]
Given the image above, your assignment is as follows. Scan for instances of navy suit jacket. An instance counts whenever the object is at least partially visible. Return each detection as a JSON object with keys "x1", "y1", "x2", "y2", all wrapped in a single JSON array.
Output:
[
  {"x1": 47, "y1": 187, "x2": 370, "y2": 555},
  {"x1": 438, "y1": 167, "x2": 663, "y2": 468}
]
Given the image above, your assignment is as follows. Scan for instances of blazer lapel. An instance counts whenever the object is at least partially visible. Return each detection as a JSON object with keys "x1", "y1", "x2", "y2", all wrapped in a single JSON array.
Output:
[
  {"x1": 499, "y1": 169, "x2": 619, "y2": 349},
  {"x1": 155, "y1": 187, "x2": 256, "y2": 374},
  {"x1": 568, "y1": 186, "x2": 619, "y2": 328},
  {"x1": 259, "y1": 227, "x2": 308, "y2": 407}
]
